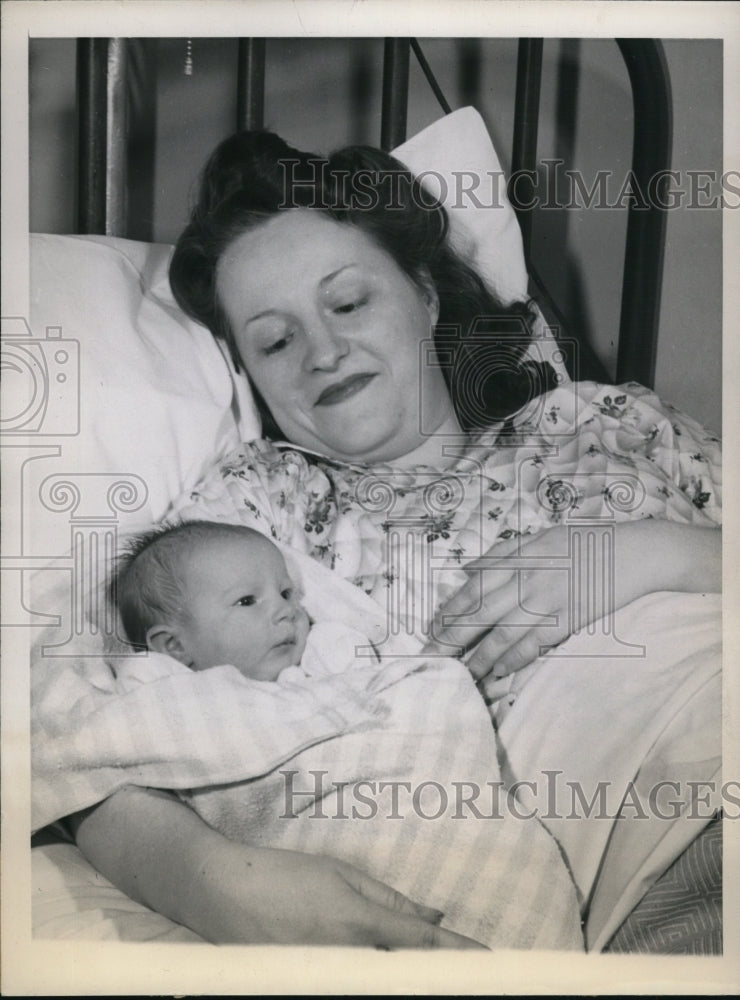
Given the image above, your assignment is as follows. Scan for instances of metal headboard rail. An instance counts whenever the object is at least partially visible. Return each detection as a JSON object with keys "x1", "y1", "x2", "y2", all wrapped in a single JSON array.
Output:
[
  {"x1": 381, "y1": 39, "x2": 410, "y2": 151},
  {"x1": 76, "y1": 38, "x2": 129, "y2": 236},
  {"x1": 614, "y1": 39, "x2": 672, "y2": 387},
  {"x1": 237, "y1": 38, "x2": 266, "y2": 131},
  {"x1": 510, "y1": 38, "x2": 544, "y2": 259},
  {"x1": 74, "y1": 37, "x2": 672, "y2": 389}
]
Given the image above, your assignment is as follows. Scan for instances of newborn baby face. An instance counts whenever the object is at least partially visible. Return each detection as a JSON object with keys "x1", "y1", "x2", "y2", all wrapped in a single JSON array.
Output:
[{"x1": 176, "y1": 532, "x2": 310, "y2": 681}]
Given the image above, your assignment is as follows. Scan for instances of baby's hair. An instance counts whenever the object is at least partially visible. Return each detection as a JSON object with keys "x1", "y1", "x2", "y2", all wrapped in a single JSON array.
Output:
[{"x1": 110, "y1": 520, "x2": 265, "y2": 649}]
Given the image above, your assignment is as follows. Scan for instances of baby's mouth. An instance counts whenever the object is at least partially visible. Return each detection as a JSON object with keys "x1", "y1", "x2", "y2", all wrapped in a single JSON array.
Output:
[{"x1": 315, "y1": 373, "x2": 376, "y2": 406}]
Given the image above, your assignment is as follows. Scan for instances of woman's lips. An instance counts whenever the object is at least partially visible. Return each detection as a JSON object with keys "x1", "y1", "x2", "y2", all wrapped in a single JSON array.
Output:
[{"x1": 315, "y1": 373, "x2": 376, "y2": 406}]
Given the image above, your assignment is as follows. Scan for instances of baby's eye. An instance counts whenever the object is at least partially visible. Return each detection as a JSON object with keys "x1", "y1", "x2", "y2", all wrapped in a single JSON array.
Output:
[
  {"x1": 236, "y1": 595, "x2": 256, "y2": 607},
  {"x1": 281, "y1": 587, "x2": 293, "y2": 600}
]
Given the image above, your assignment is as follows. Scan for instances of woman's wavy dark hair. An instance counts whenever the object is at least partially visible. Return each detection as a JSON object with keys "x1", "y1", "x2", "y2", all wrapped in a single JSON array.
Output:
[{"x1": 170, "y1": 130, "x2": 556, "y2": 436}]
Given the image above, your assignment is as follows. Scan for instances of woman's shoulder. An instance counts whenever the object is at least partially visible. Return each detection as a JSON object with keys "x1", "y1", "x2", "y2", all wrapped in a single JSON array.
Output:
[
  {"x1": 170, "y1": 437, "x2": 331, "y2": 530},
  {"x1": 467, "y1": 379, "x2": 721, "y2": 478},
  {"x1": 502, "y1": 380, "x2": 720, "y2": 442}
]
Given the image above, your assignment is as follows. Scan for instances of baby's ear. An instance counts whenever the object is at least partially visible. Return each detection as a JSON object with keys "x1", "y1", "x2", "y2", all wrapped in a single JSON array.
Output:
[{"x1": 146, "y1": 624, "x2": 191, "y2": 666}]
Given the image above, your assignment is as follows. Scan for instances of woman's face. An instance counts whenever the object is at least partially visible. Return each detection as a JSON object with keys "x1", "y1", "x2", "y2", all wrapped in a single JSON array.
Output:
[{"x1": 216, "y1": 210, "x2": 457, "y2": 463}]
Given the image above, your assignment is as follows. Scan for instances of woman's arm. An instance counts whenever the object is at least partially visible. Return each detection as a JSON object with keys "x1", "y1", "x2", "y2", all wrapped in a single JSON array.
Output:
[
  {"x1": 71, "y1": 786, "x2": 483, "y2": 948},
  {"x1": 425, "y1": 520, "x2": 721, "y2": 679}
]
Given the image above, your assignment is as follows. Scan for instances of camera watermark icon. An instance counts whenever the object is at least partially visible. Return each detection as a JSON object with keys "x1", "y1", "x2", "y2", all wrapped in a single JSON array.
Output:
[
  {"x1": 1, "y1": 462, "x2": 149, "y2": 653},
  {"x1": 419, "y1": 313, "x2": 578, "y2": 437},
  {"x1": 0, "y1": 315, "x2": 148, "y2": 654},
  {"x1": 33, "y1": 472, "x2": 149, "y2": 656},
  {"x1": 442, "y1": 467, "x2": 648, "y2": 658},
  {"x1": 1, "y1": 317, "x2": 80, "y2": 435},
  {"x1": 353, "y1": 468, "x2": 471, "y2": 653},
  {"x1": 353, "y1": 453, "x2": 649, "y2": 661}
]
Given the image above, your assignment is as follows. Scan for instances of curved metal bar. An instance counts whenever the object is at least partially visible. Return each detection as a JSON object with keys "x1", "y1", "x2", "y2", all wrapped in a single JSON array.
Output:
[
  {"x1": 410, "y1": 39, "x2": 452, "y2": 115},
  {"x1": 237, "y1": 38, "x2": 266, "y2": 131},
  {"x1": 381, "y1": 38, "x2": 410, "y2": 150},
  {"x1": 615, "y1": 39, "x2": 672, "y2": 387}
]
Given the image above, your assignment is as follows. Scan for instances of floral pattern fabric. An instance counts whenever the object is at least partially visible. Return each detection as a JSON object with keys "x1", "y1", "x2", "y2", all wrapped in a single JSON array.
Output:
[{"x1": 172, "y1": 381, "x2": 721, "y2": 638}]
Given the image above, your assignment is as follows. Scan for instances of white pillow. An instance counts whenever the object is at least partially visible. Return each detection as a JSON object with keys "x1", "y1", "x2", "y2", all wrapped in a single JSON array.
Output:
[
  {"x1": 394, "y1": 109, "x2": 567, "y2": 385},
  {"x1": 27, "y1": 234, "x2": 259, "y2": 550},
  {"x1": 393, "y1": 106, "x2": 528, "y2": 305},
  {"x1": 26, "y1": 107, "x2": 535, "y2": 556}
]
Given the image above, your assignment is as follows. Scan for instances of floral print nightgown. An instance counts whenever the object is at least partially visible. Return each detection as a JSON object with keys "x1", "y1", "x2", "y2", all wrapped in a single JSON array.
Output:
[{"x1": 172, "y1": 381, "x2": 721, "y2": 639}]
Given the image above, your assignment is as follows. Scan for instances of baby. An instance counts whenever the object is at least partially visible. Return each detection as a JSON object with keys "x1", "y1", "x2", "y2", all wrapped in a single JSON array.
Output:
[
  {"x1": 112, "y1": 520, "x2": 380, "y2": 689},
  {"x1": 109, "y1": 520, "x2": 584, "y2": 951},
  {"x1": 114, "y1": 520, "x2": 315, "y2": 680}
]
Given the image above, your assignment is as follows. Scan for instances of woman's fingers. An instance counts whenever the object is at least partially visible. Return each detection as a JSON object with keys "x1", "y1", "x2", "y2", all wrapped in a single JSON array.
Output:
[
  {"x1": 462, "y1": 623, "x2": 536, "y2": 680},
  {"x1": 453, "y1": 562, "x2": 516, "y2": 598},
  {"x1": 341, "y1": 862, "x2": 443, "y2": 923},
  {"x1": 366, "y1": 904, "x2": 487, "y2": 950},
  {"x1": 468, "y1": 629, "x2": 553, "y2": 680},
  {"x1": 428, "y1": 572, "x2": 508, "y2": 643},
  {"x1": 339, "y1": 863, "x2": 486, "y2": 949},
  {"x1": 462, "y1": 534, "x2": 524, "y2": 569},
  {"x1": 424, "y1": 535, "x2": 571, "y2": 674},
  {"x1": 426, "y1": 574, "x2": 531, "y2": 659}
]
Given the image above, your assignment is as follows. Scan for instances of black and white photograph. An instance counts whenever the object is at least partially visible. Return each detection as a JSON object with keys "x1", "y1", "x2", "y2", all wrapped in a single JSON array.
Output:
[{"x1": 2, "y1": 0, "x2": 738, "y2": 994}]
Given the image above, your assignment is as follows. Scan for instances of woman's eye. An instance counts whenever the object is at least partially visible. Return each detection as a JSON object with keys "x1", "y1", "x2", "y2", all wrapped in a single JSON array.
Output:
[
  {"x1": 236, "y1": 595, "x2": 256, "y2": 606},
  {"x1": 262, "y1": 332, "x2": 293, "y2": 356},
  {"x1": 333, "y1": 297, "x2": 367, "y2": 315}
]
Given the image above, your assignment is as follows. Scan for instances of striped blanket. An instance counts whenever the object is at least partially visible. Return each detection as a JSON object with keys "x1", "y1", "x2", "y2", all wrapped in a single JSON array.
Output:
[
  {"x1": 33, "y1": 606, "x2": 584, "y2": 949},
  {"x1": 32, "y1": 544, "x2": 720, "y2": 950}
]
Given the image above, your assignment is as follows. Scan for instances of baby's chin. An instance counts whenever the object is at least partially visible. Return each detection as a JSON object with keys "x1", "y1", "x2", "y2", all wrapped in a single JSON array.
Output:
[{"x1": 240, "y1": 635, "x2": 309, "y2": 682}]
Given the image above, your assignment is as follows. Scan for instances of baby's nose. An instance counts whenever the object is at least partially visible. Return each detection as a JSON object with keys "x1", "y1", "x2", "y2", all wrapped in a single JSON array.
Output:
[{"x1": 274, "y1": 598, "x2": 296, "y2": 622}]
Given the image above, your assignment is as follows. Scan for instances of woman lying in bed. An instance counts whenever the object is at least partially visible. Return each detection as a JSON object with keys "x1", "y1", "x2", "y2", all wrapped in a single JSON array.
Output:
[{"x1": 34, "y1": 128, "x2": 722, "y2": 949}]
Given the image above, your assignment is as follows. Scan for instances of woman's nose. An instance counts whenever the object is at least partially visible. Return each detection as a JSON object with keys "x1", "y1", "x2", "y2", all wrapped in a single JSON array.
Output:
[{"x1": 303, "y1": 320, "x2": 349, "y2": 372}]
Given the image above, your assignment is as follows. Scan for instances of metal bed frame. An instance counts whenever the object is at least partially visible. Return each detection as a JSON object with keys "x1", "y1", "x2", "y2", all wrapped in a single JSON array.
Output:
[{"x1": 75, "y1": 37, "x2": 672, "y2": 389}]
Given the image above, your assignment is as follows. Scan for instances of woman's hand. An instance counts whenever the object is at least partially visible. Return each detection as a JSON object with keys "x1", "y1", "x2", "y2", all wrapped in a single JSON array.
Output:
[
  {"x1": 423, "y1": 520, "x2": 721, "y2": 681},
  {"x1": 73, "y1": 786, "x2": 483, "y2": 949},
  {"x1": 425, "y1": 525, "x2": 595, "y2": 679},
  {"x1": 200, "y1": 843, "x2": 485, "y2": 948}
]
